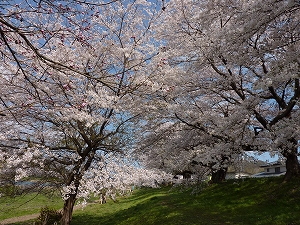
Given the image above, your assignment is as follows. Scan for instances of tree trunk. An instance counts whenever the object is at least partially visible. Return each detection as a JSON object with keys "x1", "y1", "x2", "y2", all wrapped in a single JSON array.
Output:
[
  {"x1": 283, "y1": 151, "x2": 300, "y2": 181},
  {"x1": 211, "y1": 167, "x2": 227, "y2": 184},
  {"x1": 61, "y1": 194, "x2": 76, "y2": 225},
  {"x1": 283, "y1": 138, "x2": 300, "y2": 181}
]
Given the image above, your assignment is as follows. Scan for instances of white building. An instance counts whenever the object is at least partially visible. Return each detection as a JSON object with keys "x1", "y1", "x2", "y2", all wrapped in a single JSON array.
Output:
[{"x1": 252, "y1": 161, "x2": 286, "y2": 178}]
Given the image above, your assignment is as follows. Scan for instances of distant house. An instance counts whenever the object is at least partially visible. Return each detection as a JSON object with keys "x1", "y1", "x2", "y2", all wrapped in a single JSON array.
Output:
[{"x1": 251, "y1": 161, "x2": 286, "y2": 178}]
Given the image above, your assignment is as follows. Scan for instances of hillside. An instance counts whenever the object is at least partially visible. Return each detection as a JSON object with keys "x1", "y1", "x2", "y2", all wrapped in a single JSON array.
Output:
[
  {"x1": 227, "y1": 159, "x2": 266, "y2": 175},
  {"x1": 71, "y1": 177, "x2": 300, "y2": 225},
  {"x1": 4, "y1": 177, "x2": 300, "y2": 225}
]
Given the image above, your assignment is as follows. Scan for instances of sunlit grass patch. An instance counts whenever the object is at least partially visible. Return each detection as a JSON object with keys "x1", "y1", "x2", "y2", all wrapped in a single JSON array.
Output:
[{"x1": 0, "y1": 190, "x2": 63, "y2": 221}]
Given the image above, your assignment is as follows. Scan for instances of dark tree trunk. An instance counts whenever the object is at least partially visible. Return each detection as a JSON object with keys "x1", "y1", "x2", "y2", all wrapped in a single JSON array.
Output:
[
  {"x1": 211, "y1": 167, "x2": 227, "y2": 183},
  {"x1": 283, "y1": 138, "x2": 300, "y2": 181},
  {"x1": 284, "y1": 152, "x2": 300, "y2": 181},
  {"x1": 61, "y1": 194, "x2": 76, "y2": 225},
  {"x1": 283, "y1": 149, "x2": 300, "y2": 181}
]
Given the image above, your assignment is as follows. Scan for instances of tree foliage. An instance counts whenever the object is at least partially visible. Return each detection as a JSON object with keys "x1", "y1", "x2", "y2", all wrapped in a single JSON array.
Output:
[
  {"x1": 136, "y1": 0, "x2": 300, "y2": 182},
  {"x1": 0, "y1": 0, "x2": 299, "y2": 223},
  {"x1": 0, "y1": 1, "x2": 169, "y2": 224}
]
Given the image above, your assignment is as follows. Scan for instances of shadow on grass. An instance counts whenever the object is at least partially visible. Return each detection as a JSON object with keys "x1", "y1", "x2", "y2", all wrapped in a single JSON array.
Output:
[
  {"x1": 71, "y1": 188, "x2": 210, "y2": 225},
  {"x1": 6, "y1": 178, "x2": 300, "y2": 225},
  {"x1": 71, "y1": 178, "x2": 300, "y2": 225}
]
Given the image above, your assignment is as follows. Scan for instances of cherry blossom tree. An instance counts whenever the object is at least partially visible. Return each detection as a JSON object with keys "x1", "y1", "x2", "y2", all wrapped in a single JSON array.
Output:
[
  {"x1": 135, "y1": 87, "x2": 249, "y2": 183},
  {"x1": 0, "y1": 1, "x2": 170, "y2": 224},
  {"x1": 1, "y1": 3, "x2": 298, "y2": 225},
  {"x1": 146, "y1": 0, "x2": 300, "y2": 181},
  {"x1": 136, "y1": 121, "x2": 211, "y2": 182}
]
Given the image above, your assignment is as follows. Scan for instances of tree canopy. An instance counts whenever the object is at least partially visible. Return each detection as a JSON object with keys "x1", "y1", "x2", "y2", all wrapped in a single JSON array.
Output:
[{"x1": 0, "y1": 0, "x2": 299, "y2": 224}]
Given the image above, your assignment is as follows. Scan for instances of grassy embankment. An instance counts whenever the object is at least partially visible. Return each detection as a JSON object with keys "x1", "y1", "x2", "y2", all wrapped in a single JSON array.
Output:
[
  {"x1": 2, "y1": 177, "x2": 300, "y2": 225},
  {"x1": 0, "y1": 190, "x2": 63, "y2": 221}
]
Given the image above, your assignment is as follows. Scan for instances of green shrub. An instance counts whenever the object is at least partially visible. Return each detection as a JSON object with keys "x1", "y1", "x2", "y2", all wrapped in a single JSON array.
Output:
[{"x1": 36, "y1": 206, "x2": 62, "y2": 225}]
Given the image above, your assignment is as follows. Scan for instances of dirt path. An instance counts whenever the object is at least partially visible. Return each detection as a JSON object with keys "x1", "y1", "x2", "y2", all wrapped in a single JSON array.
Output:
[
  {"x1": 0, "y1": 204, "x2": 87, "y2": 225},
  {"x1": 0, "y1": 213, "x2": 40, "y2": 225}
]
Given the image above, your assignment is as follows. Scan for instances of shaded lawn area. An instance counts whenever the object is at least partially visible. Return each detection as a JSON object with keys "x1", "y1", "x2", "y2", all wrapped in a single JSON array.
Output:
[
  {"x1": 2, "y1": 177, "x2": 300, "y2": 225},
  {"x1": 71, "y1": 177, "x2": 300, "y2": 225}
]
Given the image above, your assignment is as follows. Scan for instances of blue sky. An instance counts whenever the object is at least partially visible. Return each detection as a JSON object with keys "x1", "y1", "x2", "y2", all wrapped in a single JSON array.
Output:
[
  {"x1": 246, "y1": 151, "x2": 279, "y2": 163},
  {"x1": 254, "y1": 152, "x2": 279, "y2": 162}
]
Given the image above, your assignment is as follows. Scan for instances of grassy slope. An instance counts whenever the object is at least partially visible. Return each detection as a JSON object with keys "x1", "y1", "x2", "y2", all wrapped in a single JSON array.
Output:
[
  {"x1": 0, "y1": 190, "x2": 63, "y2": 220},
  {"x1": 71, "y1": 177, "x2": 300, "y2": 225},
  {"x1": 2, "y1": 177, "x2": 300, "y2": 225}
]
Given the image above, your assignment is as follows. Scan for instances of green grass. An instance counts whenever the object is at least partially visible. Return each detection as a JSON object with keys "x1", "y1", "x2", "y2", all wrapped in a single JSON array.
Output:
[
  {"x1": 2, "y1": 177, "x2": 300, "y2": 225},
  {"x1": 0, "y1": 190, "x2": 63, "y2": 220},
  {"x1": 71, "y1": 177, "x2": 300, "y2": 225}
]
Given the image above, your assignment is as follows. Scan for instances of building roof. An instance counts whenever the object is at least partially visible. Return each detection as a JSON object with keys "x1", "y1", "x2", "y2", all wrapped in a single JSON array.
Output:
[{"x1": 260, "y1": 161, "x2": 284, "y2": 168}]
